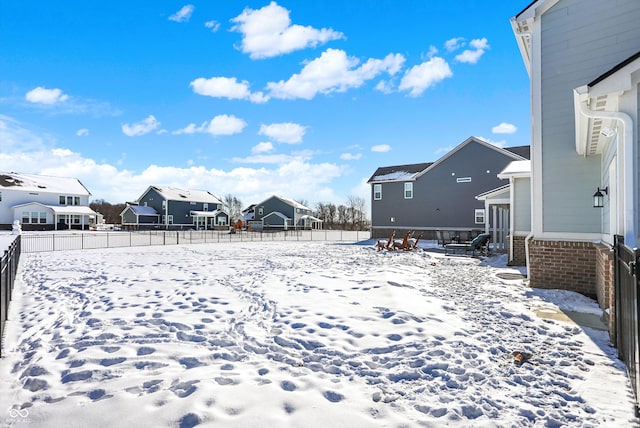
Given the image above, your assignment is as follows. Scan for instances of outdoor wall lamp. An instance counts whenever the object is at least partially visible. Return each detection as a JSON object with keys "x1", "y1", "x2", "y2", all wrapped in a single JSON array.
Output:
[{"x1": 593, "y1": 186, "x2": 608, "y2": 208}]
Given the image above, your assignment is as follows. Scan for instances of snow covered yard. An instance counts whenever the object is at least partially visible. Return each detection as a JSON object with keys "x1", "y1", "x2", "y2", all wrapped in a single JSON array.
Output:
[{"x1": 0, "y1": 241, "x2": 637, "y2": 427}]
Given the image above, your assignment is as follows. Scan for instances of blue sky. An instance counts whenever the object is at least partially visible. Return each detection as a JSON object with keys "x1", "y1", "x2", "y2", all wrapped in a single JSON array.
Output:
[{"x1": 0, "y1": 1, "x2": 531, "y2": 209}]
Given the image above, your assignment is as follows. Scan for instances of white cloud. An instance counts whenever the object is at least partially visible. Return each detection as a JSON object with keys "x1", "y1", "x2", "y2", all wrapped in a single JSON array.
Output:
[
  {"x1": 398, "y1": 57, "x2": 453, "y2": 96},
  {"x1": 230, "y1": 1, "x2": 344, "y2": 59},
  {"x1": 424, "y1": 45, "x2": 439, "y2": 59},
  {"x1": 76, "y1": 128, "x2": 89, "y2": 137},
  {"x1": 455, "y1": 38, "x2": 489, "y2": 64},
  {"x1": 371, "y1": 144, "x2": 391, "y2": 153},
  {"x1": 190, "y1": 76, "x2": 268, "y2": 103},
  {"x1": 258, "y1": 122, "x2": 306, "y2": 144},
  {"x1": 267, "y1": 49, "x2": 405, "y2": 100},
  {"x1": 173, "y1": 114, "x2": 247, "y2": 136},
  {"x1": 25, "y1": 87, "x2": 69, "y2": 105},
  {"x1": 340, "y1": 152, "x2": 362, "y2": 160},
  {"x1": 205, "y1": 20, "x2": 220, "y2": 32},
  {"x1": 252, "y1": 142, "x2": 274, "y2": 154},
  {"x1": 0, "y1": 114, "x2": 349, "y2": 208},
  {"x1": 492, "y1": 122, "x2": 517, "y2": 134},
  {"x1": 434, "y1": 145, "x2": 455, "y2": 155},
  {"x1": 208, "y1": 114, "x2": 247, "y2": 135},
  {"x1": 374, "y1": 80, "x2": 394, "y2": 94},
  {"x1": 122, "y1": 115, "x2": 160, "y2": 137},
  {"x1": 445, "y1": 37, "x2": 465, "y2": 52},
  {"x1": 477, "y1": 136, "x2": 507, "y2": 148},
  {"x1": 169, "y1": 5, "x2": 194, "y2": 23}
]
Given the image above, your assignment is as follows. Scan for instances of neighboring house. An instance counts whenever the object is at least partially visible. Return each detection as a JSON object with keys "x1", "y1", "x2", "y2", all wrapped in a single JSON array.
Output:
[
  {"x1": 0, "y1": 172, "x2": 97, "y2": 231},
  {"x1": 241, "y1": 204, "x2": 256, "y2": 222},
  {"x1": 510, "y1": 1, "x2": 640, "y2": 310},
  {"x1": 495, "y1": 160, "x2": 532, "y2": 266},
  {"x1": 367, "y1": 137, "x2": 529, "y2": 239},
  {"x1": 121, "y1": 186, "x2": 228, "y2": 230},
  {"x1": 250, "y1": 196, "x2": 322, "y2": 230}
]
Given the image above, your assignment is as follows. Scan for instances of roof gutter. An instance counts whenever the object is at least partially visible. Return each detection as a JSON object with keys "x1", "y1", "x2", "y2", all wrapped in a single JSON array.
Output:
[{"x1": 574, "y1": 88, "x2": 635, "y2": 247}]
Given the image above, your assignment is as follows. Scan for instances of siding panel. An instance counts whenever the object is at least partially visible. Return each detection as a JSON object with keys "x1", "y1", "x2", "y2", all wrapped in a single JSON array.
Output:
[{"x1": 540, "y1": 0, "x2": 640, "y2": 233}]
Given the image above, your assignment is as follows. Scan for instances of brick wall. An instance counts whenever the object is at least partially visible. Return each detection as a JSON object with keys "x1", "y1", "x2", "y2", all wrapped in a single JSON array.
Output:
[
  {"x1": 528, "y1": 239, "x2": 597, "y2": 298},
  {"x1": 508, "y1": 235, "x2": 527, "y2": 266}
]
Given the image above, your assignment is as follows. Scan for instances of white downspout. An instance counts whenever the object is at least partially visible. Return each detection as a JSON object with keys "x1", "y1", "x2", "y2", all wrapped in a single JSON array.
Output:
[
  {"x1": 576, "y1": 95, "x2": 635, "y2": 247},
  {"x1": 508, "y1": 178, "x2": 515, "y2": 263},
  {"x1": 524, "y1": 231, "x2": 534, "y2": 281}
]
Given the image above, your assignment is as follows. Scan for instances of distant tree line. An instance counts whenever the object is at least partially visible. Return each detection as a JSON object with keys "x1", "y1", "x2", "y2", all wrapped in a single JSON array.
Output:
[
  {"x1": 314, "y1": 195, "x2": 369, "y2": 231},
  {"x1": 89, "y1": 199, "x2": 126, "y2": 224}
]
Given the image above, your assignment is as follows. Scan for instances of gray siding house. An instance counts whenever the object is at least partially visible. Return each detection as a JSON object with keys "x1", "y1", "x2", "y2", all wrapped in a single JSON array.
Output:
[
  {"x1": 367, "y1": 137, "x2": 529, "y2": 239},
  {"x1": 510, "y1": 0, "x2": 640, "y2": 310},
  {"x1": 251, "y1": 196, "x2": 322, "y2": 230},
  {"x1": 0, "y1": 172, "x2": 97, "y2": 231},
  {"x1": 121, "y1": 186, "x2": 228, "y2": 230}
]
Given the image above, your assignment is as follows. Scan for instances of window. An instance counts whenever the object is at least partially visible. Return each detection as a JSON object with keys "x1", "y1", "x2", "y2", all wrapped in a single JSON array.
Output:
[
  {"x1": 258, "y1": 207, "x2": 264, "y2": 215},
  {"x1": 373, "y1": 184, "x2": 382, "y2": 200},
  {"x1": 457, "y1": 177, "x2": 472, "y2": 183},
  {"x1": 0, "y1": 191, "x2": 2, "y2": 201},
  {"x1": 475, "y1": 209, "x2": 485, "y2": 224},
  {"x1": 39, "y1": 212, "x2": 47, "y2": 224},
  {"x1": 203, "y1": 203, "x2": 209, "y2": 212},
  {"x1": 167, "y1": 215, "x2": 173, "y2": 224},
  {"x1": 22, "y1": 211, "x2": 29, "y2": 224},
  {"x1": 60, "y1": 195, "x2": 80, "y2": 205},
  {"x1": 162, "y1": 200, "x2": 166, "y2": 208},
  {"x1": 404, "y1": 182, "x2": 413, "y2": 199}
]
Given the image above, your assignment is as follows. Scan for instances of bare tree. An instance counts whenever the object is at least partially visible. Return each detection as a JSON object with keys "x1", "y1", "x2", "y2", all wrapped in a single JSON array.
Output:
[
  {"x1": 223, "y1": 194, "x2": 243, "y2": 221},
  {"x1": 346, "y1": 195, "x2": 368, "y2": 230}
]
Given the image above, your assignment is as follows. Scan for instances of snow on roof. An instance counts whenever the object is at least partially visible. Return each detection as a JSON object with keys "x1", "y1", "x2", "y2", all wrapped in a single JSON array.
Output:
[
  {"x1": 371, "y1": 171, "x2": 416, "y2": 182},
  {"x1": 498, "y1": 160, "x2": 531, "y2": 178},
  {"x1": 149, "y1": 186, "x2": 222, "y2": 204},
  {"x1": 276, "y1": 196, "x2": 310, "y2": 210},
  {"x1": 129, "y1": 205, "x2": 159, "y2": 216},
  {"x1": 11, "y1": 202, "x2": 97, "y2": 216},
  {"x1": 190, "y1": 209, "x2": 226, "y2": 217},
  {"x1": 367, "y1": 162, "x2": 432, "y2": 183},
  {"x1": 0, "y1": 172, "x2": 91, "y2": 195}
]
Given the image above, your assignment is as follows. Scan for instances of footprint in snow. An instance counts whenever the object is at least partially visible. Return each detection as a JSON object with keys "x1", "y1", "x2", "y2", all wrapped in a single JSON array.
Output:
[{"x1": 323, "y1": 391, "x2": 344, "y2": 403}]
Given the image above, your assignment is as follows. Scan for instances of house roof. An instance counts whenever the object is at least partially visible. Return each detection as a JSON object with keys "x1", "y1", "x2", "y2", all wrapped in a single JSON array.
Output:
[
  {"x1": 588, "y1": 50, "x2": 640, "y2": 88},
  {"x1": 497, "y1": 160, "x2": 531, "y2": 178},
  {"x1": 145, "y1": 186, "x2": 223, "y2": 204},
  {"x1": 128, "y1": 205, "x2": 160, "y2": 216},
  {"x1": 257, "y1": 195, "x2": 311, "y2": 211},
  {"x1": 475, "y1": 184, "x2": 511, "y2": 202},
  {"x1": 11, "y1": 202, "x2": 97, "y2": 216},
  {"x1": 504, "y1": 146, "x2": 530, "y2": 159},
  {"x1": 190, "y1": 209, "x2": 227, "y2": 217},
  {"x1": 367, "y1": 163, "x2": 432, "y2": 183},
  {"x1": 574, "y1": 51, "x2": 640, "y2": 157},
  {"x1": 263, "y1": 211, "x2": 289, "y2": 220},
  {"x1": 0, "y1": 172, "x2": 91, "y2": 196},
  {"x1": 368, "y1": 137, "x2": 529, "y2": 184}
]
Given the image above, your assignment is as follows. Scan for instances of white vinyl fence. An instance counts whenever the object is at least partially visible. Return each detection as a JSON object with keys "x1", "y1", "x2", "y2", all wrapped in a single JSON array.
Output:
[{"x1": 20, "y1": 230, "x2": 371, "y2": 253}]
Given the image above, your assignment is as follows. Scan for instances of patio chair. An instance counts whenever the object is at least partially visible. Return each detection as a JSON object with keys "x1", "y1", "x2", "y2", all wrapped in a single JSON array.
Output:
[
  {"x1": 444, "y1": 233, "x2": 491, "y2": 256},
  {"x1": 407, "y1": 233, "x2": 422, "y2": 250},
  {"x1": 376, "y1": 231, "x2": 396, "y2": 251},
  {"x1": 393, "y1": 231, "x2": 411, "y2": 251}
]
